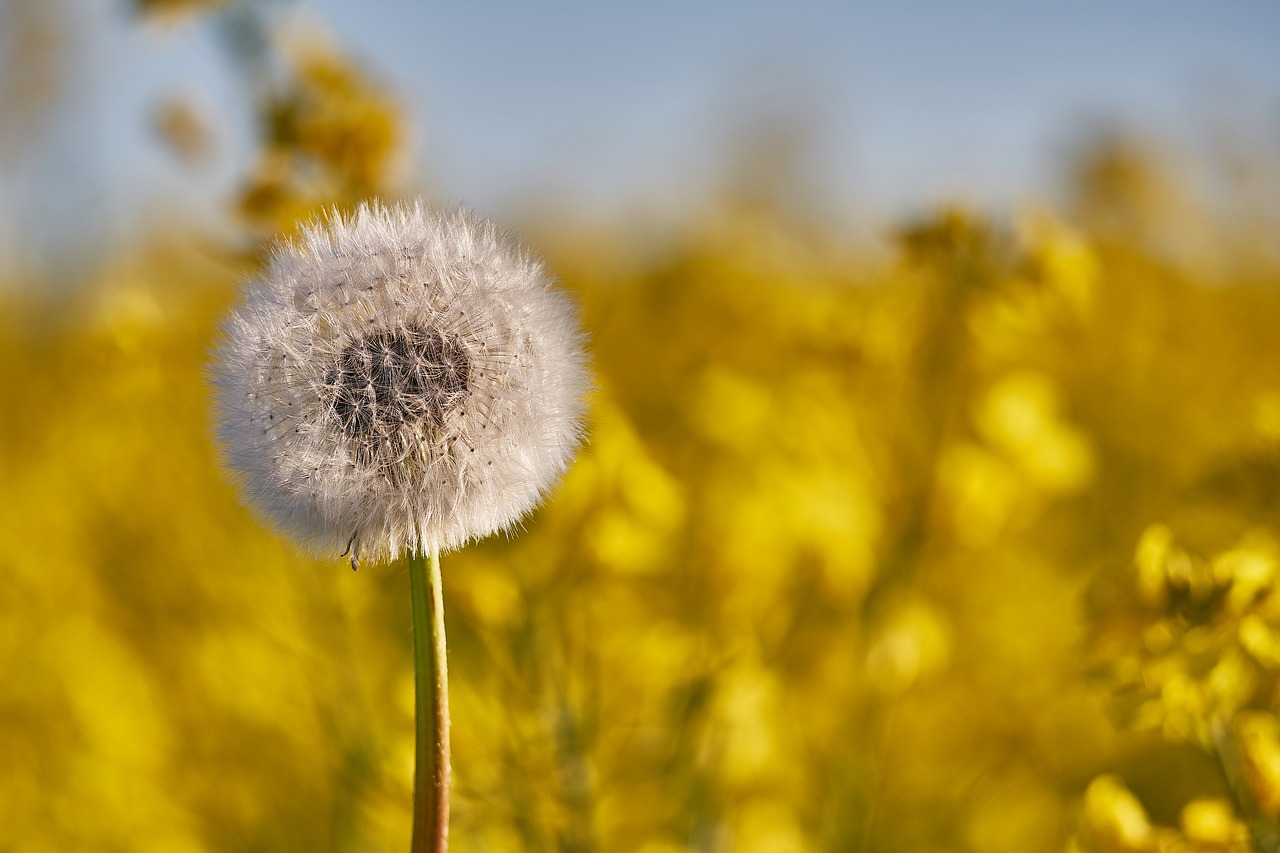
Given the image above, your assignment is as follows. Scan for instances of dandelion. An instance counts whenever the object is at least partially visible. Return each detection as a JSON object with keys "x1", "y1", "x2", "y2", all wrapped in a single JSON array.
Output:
[
  {"x1": 213, "y1": 201, "x2": 587, "y2": 566},
  {"x1": 211, "y1": 200, "x2": 588, "y2": 852}
]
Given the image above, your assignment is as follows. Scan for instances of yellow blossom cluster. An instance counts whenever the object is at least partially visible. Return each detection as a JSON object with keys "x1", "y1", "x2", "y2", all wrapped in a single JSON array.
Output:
[{"x1": 2, "y1": 5, "x2": 1280, "y2": 852}]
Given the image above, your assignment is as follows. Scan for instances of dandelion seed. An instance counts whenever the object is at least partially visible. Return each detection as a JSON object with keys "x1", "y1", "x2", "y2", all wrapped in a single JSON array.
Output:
[{"x1": 211, "y1": 200, "x2": 588, "y2": 567}]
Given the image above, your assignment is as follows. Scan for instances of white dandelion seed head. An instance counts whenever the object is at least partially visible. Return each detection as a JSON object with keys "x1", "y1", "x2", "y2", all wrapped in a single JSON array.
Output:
[{"x1": 212, "y1": 201, "x2": 588, "y2": 565}]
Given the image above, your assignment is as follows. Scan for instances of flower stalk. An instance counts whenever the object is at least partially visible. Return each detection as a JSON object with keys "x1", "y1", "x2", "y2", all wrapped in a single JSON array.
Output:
[{"x1": 409, "y1": 546, "x2": 450, "y2": 853}]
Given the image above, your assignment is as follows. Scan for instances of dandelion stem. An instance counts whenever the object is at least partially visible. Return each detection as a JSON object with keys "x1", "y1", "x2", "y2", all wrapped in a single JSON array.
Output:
[{"x1": 409, "y1": 545, "x2": 450, "y2": 853}]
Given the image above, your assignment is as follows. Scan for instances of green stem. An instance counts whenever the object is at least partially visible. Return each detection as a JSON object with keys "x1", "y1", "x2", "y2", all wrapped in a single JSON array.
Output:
[
  {"x1": 409, "y1": 546, "x2": 450, "y2": 853},
  {"x1": 1211, "y1": 717, "x2": 1280, "y2": 853}
]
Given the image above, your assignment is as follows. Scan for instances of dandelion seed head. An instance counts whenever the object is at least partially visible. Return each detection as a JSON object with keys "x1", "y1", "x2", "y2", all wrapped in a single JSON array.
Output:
[{"x1": 212, "y1": 201, "x2": 588, "y2": 564}]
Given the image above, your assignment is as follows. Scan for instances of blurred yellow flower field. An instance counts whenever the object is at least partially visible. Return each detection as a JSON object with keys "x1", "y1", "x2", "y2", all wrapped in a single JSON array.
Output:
[{"x1": 2, "y1": 4, "x2": 1279, "y2": 852}]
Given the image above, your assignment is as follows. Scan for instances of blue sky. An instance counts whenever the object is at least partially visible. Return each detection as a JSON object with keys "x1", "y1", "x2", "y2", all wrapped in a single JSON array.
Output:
[
  {"x1": 321, "y1": 0, "x2": 1280, "y2": 214},
  {"x1": 2, "y1": 0, "x2": 1279, "y2": 276}
]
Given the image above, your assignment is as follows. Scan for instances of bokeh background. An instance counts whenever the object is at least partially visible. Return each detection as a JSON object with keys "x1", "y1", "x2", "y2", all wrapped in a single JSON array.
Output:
[{"x1": 3, "y1": 1, "x2": 1280, "y2": 851}]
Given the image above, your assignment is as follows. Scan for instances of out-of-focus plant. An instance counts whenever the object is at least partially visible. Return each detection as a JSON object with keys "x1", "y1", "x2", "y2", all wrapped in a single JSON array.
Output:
[
  {"x1": 132, "y1": 0, "x2": 230, "y2": 19},
  {"x1": 146, "y1": 0, "x2": 407, "y2": 238},
  {"x1": 1077, "y1": 525, "x2": 1280, "y2": 853},
  {"x1": 3, "y1": 2, "x2": 1280, "y2": 852},
  {"x1": 231, "y1": 26, "x2": 404, "y2": 236}
]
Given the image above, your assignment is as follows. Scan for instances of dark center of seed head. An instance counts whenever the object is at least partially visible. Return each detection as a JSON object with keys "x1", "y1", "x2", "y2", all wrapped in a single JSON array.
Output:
[{"x1": 327, "y1": 325, "x2": 471, "y2": 445}]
